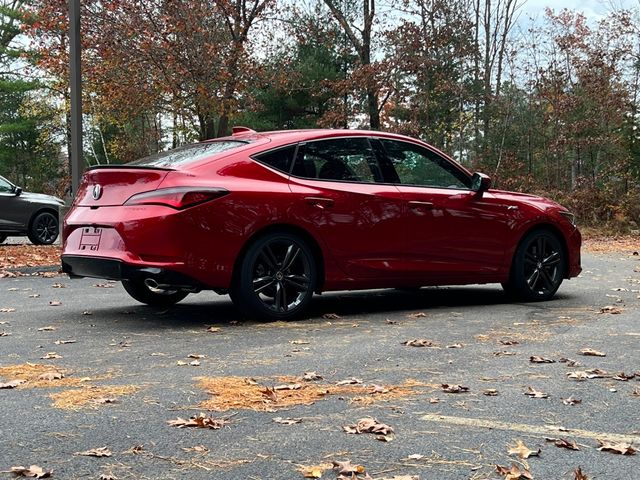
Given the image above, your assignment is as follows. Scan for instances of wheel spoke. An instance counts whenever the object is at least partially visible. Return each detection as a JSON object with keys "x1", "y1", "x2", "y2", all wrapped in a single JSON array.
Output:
[
  {"x1": 526, "y1": 269, "x2": 540, "y2": 289},
  {"x1": 274, "y1": 281, "x2": 287, "y2": 312},
  {"x1": 253, "y1": 276, "x2": 273, "y2": 294},
  {"x1": 284, "y1": 274, "x2": 308, "y2": 290},
  {"x1": 259, "y1": 247, "x2": 277, "y2": 270},
  {"x1": 539, "y1": 268, "x2": 555, "y2": 291},
  {"x1": 542, "y1": 251, "x2": 560, "y2": 266},
  {"x1": 281, "y1": 244, "x2": 300, "y2": 271}
]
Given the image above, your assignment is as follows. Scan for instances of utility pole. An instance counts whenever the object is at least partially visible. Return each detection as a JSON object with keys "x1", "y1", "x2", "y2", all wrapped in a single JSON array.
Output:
[{"x1": 69, "y1": 0, "x2": 83, "y2": 197}]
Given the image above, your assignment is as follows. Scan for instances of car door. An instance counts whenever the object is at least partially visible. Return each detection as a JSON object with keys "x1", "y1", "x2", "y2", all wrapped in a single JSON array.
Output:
[
  {"x1": 0, "y1": 176, "x2": 25, "y2": 231},
  {"x1": 377, "y1": 138, "x2": 517, "y2": 280},
  {"x1": 287, "y1": 136, "x2": 407, "y2": 279}
]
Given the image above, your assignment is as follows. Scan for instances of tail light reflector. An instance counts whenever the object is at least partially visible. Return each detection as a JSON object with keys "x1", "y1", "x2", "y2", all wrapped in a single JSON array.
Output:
[{"x1": 124, "y1": 187, "x2": 229, "y2": 210}]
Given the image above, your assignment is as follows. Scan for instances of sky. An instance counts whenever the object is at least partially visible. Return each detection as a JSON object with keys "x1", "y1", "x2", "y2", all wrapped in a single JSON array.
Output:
[{"x1": 522, "y1": 0, "x2": 637, "y2": 21}]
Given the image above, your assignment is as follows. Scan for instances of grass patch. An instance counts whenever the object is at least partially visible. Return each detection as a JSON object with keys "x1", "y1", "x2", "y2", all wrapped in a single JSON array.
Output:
[
  {"x1": 0, "y1": 363, "x2": 85, "y2": 388},
  {"x1": 49, "y1": 385, "x2": 139, "y2": 410}
]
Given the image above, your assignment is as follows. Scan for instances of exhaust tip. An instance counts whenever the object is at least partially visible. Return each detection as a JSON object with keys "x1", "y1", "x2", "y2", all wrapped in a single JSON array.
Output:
[{"x1": 144, "y1": 278, "x2": 159, "y2": 289}]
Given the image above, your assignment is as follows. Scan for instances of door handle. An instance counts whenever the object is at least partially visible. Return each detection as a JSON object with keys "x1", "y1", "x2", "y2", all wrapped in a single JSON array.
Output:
[
  {"x1": 408, "y1": 200, "x2": 434, "y2": 209},
  {"x1": 304, "y1": 196, "x2": 334, "y2": 209}
]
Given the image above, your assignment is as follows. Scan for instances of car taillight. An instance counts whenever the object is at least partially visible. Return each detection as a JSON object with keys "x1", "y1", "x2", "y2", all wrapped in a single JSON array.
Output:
[{"x1": 124, "y1": 187, "x2": 229, "y2": 209}]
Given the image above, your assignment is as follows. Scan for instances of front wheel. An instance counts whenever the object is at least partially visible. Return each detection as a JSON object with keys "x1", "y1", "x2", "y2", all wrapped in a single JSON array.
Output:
[
  {"x1": 28, "y1": 211, "x2": 59, "y2": 245},
  {"x1": 503, "y1": 229, "x2": 566, "y2": 301},
  {"x1": 121, "y1": 279, "x2": 189, "y2": 308},
  {"x1": 231, "y1": 232, "x2": 317, "y2": 321}
]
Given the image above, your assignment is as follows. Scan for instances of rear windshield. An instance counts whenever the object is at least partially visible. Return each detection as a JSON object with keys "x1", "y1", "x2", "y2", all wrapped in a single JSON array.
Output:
[{"x1": 129, "y1": 140, "x2": 247, "y2": 168}]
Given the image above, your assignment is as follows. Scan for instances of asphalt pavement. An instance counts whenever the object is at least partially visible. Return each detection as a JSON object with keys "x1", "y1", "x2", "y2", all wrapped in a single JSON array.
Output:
[{"x1": 0, "y1": 252, "x2": 638, "y2": 479}]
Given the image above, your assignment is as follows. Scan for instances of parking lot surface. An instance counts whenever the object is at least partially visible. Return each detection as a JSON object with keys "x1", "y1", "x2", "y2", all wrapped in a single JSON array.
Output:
[{"x1": 0, "y1": 250, "x2": 638, "y2": 479}]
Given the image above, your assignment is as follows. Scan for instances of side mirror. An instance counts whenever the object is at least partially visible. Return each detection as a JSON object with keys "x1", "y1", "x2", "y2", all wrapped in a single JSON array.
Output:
[
  {"x1": 14, "y1": 186, "x2": 22, "y2": 196},
  {"x1": 471, "y1": 172, "x2": 491, "y2": 195}
]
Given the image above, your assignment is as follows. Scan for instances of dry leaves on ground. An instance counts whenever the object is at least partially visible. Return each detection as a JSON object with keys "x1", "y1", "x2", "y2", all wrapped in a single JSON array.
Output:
[
  {"x1": 7, "y1": 465, "x2": 52, "y2": 478},
  {"x1": 484, "y1": 389, "x2": 499, "y2": 396},
  {"x1": 596, "y1": 440, "x2": 636, "y2": 455},
  {"x1": 168, "y1": 413, "x2": 229, "y2": 430},
  {"x1": 343, "y1": 417, "x2": 395, "y2": 442},
  {"x1": 599, "y1": 306, "x2": 623, "y2": 314},
  {"x1": 0, "y1": 245, "x2": 60, "y2": 268},
  {"x1": 273, "y1": 417, "x2": 302, "y2": 425},
  {"x1": 580, "y1": 348, "x2": 606, "y2": 357},
  {"x1": 75, "y1": 447, "x2": 112, "y2": 457},
  {"x1": 441, "y1": 384, "x2": 469, "y2": 393},
  {"x1": 562, "y1": 396, "x2": 582, "y2": 406},
  {"x1": 332, "y1": 460, "x2": 367, "y2": 477},
  {"x1": 302, "y1": 371, "x2": 322, "y2": 381},
  {"x1": 530, "y1": 356, "x2": 555, "y2": 364},
  {"x1": 524, "y1": 386, "x2": 548, "y2": 398},
  {"x1": 495, "y1": 464, "x2": 533, "y2": 479},
  {"x1": 508, "y1": 440, "x2": 540, "y2": 459},
  {"x1": 402, "y1": 338, "x2": 438, "y2": 347},
  {"x1": 0, "y1": 379, "x2": 26, "y2": 389},
  {"x1": 545, "y1": 437, "x2": 580, "y2": 450},
  {"x1": 574, "y1": 467, "x2": 588, "y2": 480}
]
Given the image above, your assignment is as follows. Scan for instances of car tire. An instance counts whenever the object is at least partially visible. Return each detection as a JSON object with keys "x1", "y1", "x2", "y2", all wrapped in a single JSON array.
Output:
[
  {"x1": 231, "y1": 232, "x2": 317, "y2": 321},
  {"x1": 28, "y1": 211, "x2": 59, "y2": 245},
  {"x1": 0, "y1": 234, "x2": 6, "y2": 244},
  {"x1": 121, "y1": 279, "x2": 189, "y2": 308},
  {"x1": 504, "y1": 229, "x2": 566, "y2": 301}
]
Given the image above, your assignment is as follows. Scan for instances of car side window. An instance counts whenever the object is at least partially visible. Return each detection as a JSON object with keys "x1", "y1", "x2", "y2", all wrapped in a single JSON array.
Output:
[
  {"x1": 254, "y1": 145, "x2": 297, "y2": 174},
  {"x1": 380, "y1": 140, "x2": 470, "y2": 189},
  {"x1": 292, "y1": 138, "x2": 382, "y2": 183},
  {"x1": 0, "y1": 177, "x2": 13, "y2": 194}
]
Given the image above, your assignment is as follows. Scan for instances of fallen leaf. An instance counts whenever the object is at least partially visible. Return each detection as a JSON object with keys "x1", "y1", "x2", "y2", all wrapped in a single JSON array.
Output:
[
  {"x1": 0, "y1": 331, "x2": 10, "y2": 337},
  {"x1": 9, "y1": 465, "x2": 52, "y2": 478},
  {"x1": 530, "y1": 355, "x2": 555, "y2": 363},
  {"x1": 599, "y1": 306, "x2": 622, "y2": 314},
  {"x1": 562, "y1": 396, "x2": 582, "y2": 406},
  {"x1": 94, "y1": 397, "x2": 118, "y2": 405},
  {"x1": 40, "y1": 352, "x2": 62, "y2": 360},
  {"x1": 493, "y1": 350, "x2": 516, "y2": 356},
  {"x1": 93, "y1": 283, "x2": 114, "y2": 288},
  {"x1": 75, "y1": 447, "x2": 112, "y2": 457},
  {"x1": 181, "y1": 445, "x2": 209, "y2": 454},
  {"x1": 336, "y1": 378, "x2": 362, "y2": 385},
  {"x1": 332, "y1": 460, "x2": 365, "y2": 475},
  {"x1": 500, "y1": 340, "x2": 520, "y2": 346},
  {"x1": 167, "y1": 413, "x2": 228, "y2": 430},
  {"x1": 290, "y1": 340, "x2": 310, "y2": 345},
  {"x1": 37, "y1": 326, "x2": 55, "y2": 331},
  {"x1": 403, "y1": 338, "x2": 438, "y2": 347},
  {"x1": 189, "y1": 360, "x2": 200, "y2": 367},
  {"x1": 343, "y1": 417, "x2": 394, "y2": 436},
  {"x1": 524, "y1": 386, "x2": 548, "y2": 398},
  {"x1": 322, "y1": 313, "x2": 341, "y2": 319},
  {"x1": 495, "y1": 464, "x2": 533, "y2": 480},
  {"x1": 484, "y1": 389, "x2": 499, "y2": 396},
  {"x1": 441, "y1": 384, "x2": 469, "y2": 393},
  {"x1": 205, "y1": 326, "x2": 220, "y2": 333},
  {"x1": 446, "y1": 343, "x2": 463, "y2": 349},
  {"x1": 99, "y1": 474, "x2": 118, "y2": 480},
  {"x1": 188, "y1": 354, "x2": 206, "y2": 359},
  {"x1": 580, "y1": 348, "x2": 606, "y2": 357},
  {"x1": 370, "y1": 384, "x2": 390, "y2": 394},
  {"x1": 82, "y1": 310, "x2": 92, "y2": 315},
  {"x1": 559, "y1": 357, "x2": 581, "y2": 367},
  {"x1": 0, "y1": 379, "x2": 26, "y2": 389},
  {"x1": 385, "y1": 319, "x2": 398, "y2": 325},
  {"x1": 596, "y1": 440, "x2": 636, "y2": 455},
  {"x1": 273, "y1": 417, "x2": 302, "y2": 425},
  {"x1": 406, "y1": 454, "x2": 424, "y2": 460},
  {"x1": 407, "y1": 312, "x2": 427, "y2": 318},
  {"x1": 274, "y1": 383, "x2": 302, "y2": 391},
  {"x1": 28, "y1": 294, "x2": 40, "y2": 298},
  {"x1": 261, "y1": 387, "x2": 278, "y2": 402},
  {"x1": 612, "y1": 372, "x2": 635, "y2": 381},
  {"x1": 37, "y1": 371, "x2": 63, "y2": 381},
  {"x1": 0, "y1": 308, "x2": 16, "y2": 313},
  {"x1": 508, "y1": 439, "x2": 541, "y2": 459},
  {"x1": 429, "y1": 397, "x2": 439, "y2": 403},
  {"x1": 302, "y1": 371, "x2": 322, "y2": 381},
  {"x1": 176, "y1": 360, "x2": 188, "y2": 366},
  {"x1": 48, "y1": 301, "x2": 61, "y2": 306},
  {"x1": 545, "y1": 437, "x2": 580, "y2": 450},
  {"x1": 574, "y1": 467, "x2": 588, "y2": 480},
  {"x1": 54, "y1": 339, "x2": 76, "y2": 345},
  {"x1": 51, "y1": 283, "x2": 66, "y2": 288}
]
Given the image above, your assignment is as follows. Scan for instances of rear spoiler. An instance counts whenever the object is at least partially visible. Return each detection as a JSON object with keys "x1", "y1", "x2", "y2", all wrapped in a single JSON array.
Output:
[{"x1": 85, "y1": 165, "x2": 174, "y2": 172}]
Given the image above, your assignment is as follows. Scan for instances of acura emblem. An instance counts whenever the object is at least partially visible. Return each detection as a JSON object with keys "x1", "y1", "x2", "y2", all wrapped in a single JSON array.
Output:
[{"x1": 92, "y1": 184, "x2": 102, "y2": 200}]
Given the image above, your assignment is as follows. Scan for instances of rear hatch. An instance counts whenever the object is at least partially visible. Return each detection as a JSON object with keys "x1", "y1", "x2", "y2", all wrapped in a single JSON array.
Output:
[{"x1": 75, "y1": 168, "x2": 171, "y2": 207}]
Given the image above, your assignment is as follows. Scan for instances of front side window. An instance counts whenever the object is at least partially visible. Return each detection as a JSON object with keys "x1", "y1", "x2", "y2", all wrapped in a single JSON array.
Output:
[
  {"x1": 380, "y1": 140, "x2": 470, "y2": 189},
  {"x1": 292, "y1": 137, "x2": 381, "y2": 183},
  {"x1": 0, "y1": 176, "x2": 13, "y2": 194}
]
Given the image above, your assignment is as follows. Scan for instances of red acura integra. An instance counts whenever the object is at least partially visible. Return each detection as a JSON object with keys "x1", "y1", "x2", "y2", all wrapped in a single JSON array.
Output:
[{"x1": 62, "y1": 128, "x2": 581, "y2": 320}]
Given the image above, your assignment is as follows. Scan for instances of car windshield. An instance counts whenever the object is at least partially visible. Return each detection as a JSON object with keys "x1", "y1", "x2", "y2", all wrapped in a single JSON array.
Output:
[{"x1": 129, "y1": 140, "x2": 247, "y2": 168}]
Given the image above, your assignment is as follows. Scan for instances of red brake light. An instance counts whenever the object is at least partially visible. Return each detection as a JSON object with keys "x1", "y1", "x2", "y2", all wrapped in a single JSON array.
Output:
[{"x1": 124, "y1": 187, "x2": 229, "y2": 209}]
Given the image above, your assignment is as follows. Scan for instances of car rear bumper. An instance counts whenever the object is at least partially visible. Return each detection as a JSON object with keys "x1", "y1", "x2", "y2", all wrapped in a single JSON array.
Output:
[{"x1": 61, "y1": 255, "x2": 207, "y2": 291}]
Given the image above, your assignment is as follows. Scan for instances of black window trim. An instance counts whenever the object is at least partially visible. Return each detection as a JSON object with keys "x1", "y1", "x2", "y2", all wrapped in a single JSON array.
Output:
[{"x1": 374, "y1": 137, "x2": 473, "y2": 191}]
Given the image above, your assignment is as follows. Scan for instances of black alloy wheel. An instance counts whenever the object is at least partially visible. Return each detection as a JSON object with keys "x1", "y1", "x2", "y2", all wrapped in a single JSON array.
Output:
[
  {"x1": 504, "y1": 229, "x2": 566, "y2": 301},
  {"x1": 121, "y1": 279, "x2": 189, "y2": 308},
  {"x1": 28, "y1": 212, "x2": 59, "y2": 245},
  {"x1": 233, "y1": 232, "x2": 317, "y2": 321}
]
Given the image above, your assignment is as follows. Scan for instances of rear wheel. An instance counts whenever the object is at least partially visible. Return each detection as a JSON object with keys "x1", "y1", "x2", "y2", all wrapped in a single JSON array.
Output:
[
  {"x1": 503, "y1": 229, "x2": 566, "y2": 301},
  {"x1": 28, "y1": 211, "x2": 59, "y2": 245},
  {"x1": 121, "y1": 279, "x2": 189, "y2": 308},
  {"x1": 231, "y1": 232, "x2": 317, "y2": 321}
]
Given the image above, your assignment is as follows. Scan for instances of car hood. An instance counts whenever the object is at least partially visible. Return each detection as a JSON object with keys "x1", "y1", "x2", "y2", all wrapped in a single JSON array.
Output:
[
  {"x1": 20, "y1": 191, "x2": 65, "y2": 206},
  {"x1": 488, "y1": 189, "x2": 566, "y2": 212}
]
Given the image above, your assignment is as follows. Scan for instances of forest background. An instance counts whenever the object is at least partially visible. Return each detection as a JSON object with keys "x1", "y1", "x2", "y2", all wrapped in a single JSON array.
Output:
[{"x1": 1, "y1": 0, "x2": 639, "y2": 231}]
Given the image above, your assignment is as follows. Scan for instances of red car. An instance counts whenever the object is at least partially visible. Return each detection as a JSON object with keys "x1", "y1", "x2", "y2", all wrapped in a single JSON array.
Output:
[{"x1": 62, "y1": 128, "x2": 581, "y2": 320}]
